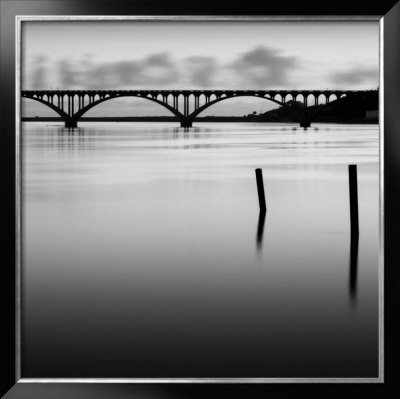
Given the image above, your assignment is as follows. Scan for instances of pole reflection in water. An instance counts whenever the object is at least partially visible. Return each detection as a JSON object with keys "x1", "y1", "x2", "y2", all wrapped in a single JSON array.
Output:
[
  {"x1": 349, "y1": 233, "x2": 360, "y2": 301},
  {"x1": 256, "y1": 211, "x2": 267, "y2": 253}
]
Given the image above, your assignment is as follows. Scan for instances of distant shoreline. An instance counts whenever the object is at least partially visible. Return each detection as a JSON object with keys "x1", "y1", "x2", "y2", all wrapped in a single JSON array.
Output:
[{"x1": 21, "y1": 116, "x2": 378, "y2": 124}]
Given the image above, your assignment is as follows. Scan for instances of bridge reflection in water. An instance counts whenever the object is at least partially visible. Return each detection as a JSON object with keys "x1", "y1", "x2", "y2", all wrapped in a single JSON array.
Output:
[{"x1": 21, "y1": 89, "x2": 378, "y2": 128}]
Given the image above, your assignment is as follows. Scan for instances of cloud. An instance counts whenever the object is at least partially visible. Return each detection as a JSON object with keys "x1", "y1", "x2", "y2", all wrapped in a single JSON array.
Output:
[
  {"x1": 28, "y1": 54, "x2": 48, "y2": 89},
  {"x1": 145, "y1": 52, "x2": 171, "y2": 67},
  {"x1": 230, "y1": 46, "x2": 299, "y2": 87},
  {"x1": 185, "y1": 56, "x2": 217, "y2": 87},
  {"x1": 329, "y1": 66, "x2": 378, "y2": 86},
  {"x1": 141, "y1": 52, "x2": 178, "y2": 85},
  {"x1": 25, "y1": 47, "x2": 301, "y2": 90},
  {"x1": 88, "y1": 60, "x2": 143, "y2": 87},
  {"x1": 52, "y1": 52, "x2": 180, "y2": 88},
  {"x1": 58, "y1": 59, "x2": 81, "y2": 87}
]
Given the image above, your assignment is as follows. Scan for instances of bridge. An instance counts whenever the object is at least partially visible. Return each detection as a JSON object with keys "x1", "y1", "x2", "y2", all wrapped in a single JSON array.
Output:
[{"x1": 21, "y1": 89, "x2": 377, "y2": 128}]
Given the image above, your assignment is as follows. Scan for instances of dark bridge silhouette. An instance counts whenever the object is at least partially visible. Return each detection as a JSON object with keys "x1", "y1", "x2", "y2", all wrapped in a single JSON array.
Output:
[{"x1": 21, "y1": 89, "x2": 377, "y2": 128}]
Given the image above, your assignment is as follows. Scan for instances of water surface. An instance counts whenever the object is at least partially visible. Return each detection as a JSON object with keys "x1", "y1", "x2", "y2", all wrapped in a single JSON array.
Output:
[{"x1": 22, "y1": 122, "x2": 380, "y2": 378}]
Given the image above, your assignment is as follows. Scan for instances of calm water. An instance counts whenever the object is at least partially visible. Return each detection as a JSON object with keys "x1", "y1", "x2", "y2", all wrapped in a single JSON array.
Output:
[{"x1": 21, "y1": 122, "x2": 380, "y2": 378}]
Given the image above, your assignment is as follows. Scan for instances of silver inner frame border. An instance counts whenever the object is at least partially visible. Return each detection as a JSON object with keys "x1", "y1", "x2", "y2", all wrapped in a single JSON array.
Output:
[{"x1": 15, "y1": 14, "x2": 385, "y2": 384}]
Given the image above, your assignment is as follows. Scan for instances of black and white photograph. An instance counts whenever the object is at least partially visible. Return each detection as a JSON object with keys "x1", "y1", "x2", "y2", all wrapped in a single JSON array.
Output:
[
  {"x1": 1, "y1": 0, "x2": 400, "y2": 398},
  {"x1": 18, "y1": 16, "x2": 382, "y2": 380}
]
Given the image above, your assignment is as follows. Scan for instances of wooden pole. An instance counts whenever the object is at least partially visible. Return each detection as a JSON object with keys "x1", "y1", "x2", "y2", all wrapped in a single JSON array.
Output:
[
  {"x1": 255, "y1": 168, "x2": 267, "y2": 214},
  {"x1": 348, "y1": 165, "x2": 359, "y2": 236}
]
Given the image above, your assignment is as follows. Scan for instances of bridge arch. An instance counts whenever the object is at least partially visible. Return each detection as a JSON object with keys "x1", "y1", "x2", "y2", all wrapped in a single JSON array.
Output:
[
  {"x1": 22, "y1": 92, "x2": 187, "y2": 127},
  {"x1": 328, "y1": 93, "x2": 338, "y2": 102},
  {"x1": 284, "y1": 93, "x2": 294, "y2": 104},
  {"x1": 295, "y1": 93, "x2": 305, "y2": 104},
  {"x1": 167, "y1": 93, "x2": 174, "y2": 104},
  {"x1": 187, "y1": 93, "x2": 286, "y2": 121},
  {"x1": 317, "y1": 93, "x2": 327, "y2": 105},
  {"x1": 73, "y1": 93, "x2": 184, "y2": 121},
  {"x1": 187, "y1": 92, "x2": 352, "y2": 127},
  {"x1": 22, "y1": 95, "x2": 70, "y2": 120}
]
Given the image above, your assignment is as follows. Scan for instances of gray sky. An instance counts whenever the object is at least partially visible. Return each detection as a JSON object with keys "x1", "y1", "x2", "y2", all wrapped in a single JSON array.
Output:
[{"x1": 22, "y1": 21, "x2": 379, "y2": 117}]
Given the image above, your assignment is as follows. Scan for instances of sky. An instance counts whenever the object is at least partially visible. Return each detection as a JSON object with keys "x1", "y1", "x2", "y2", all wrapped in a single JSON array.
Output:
[{"x1": 21, "y1": 21, "x2": 379, "y2": 117}]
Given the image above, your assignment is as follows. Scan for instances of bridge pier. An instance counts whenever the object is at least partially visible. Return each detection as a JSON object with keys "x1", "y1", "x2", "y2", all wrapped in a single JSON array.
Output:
[
  {"x1": 180, "y1": 120, "x2": 193, "y2": 128},
  {"x1": 300, "y1": 120, "x2": 311, "y2": 129},
  {"x1": 65, "y1": 119, "x2": 78, "y2": 128}
]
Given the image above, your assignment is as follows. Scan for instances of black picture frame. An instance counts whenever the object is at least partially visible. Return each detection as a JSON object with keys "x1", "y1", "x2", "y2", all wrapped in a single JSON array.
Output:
[{"x1": 1, "y1": 1, "x2": 399, "y2": 398}]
